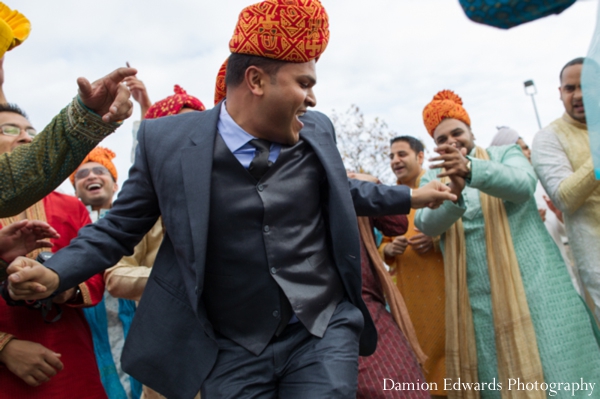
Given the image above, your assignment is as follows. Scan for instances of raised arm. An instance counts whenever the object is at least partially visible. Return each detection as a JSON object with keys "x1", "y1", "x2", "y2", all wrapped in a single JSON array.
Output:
[
  {"x1": 415, "y1": 169, "x2": 466, "y2": 237},
  {"x1": 532, "y1": 129, "x2": 600, "y2": 215},
  {"x1": 6, "y1": 121, "x2": 161, "y2": 300},
  {"x1": 0, "y1": 67, "x2": 137, "y2": 218},
  {"x1": 467, "y1": 145, "x2": 536, "y2": 203}
]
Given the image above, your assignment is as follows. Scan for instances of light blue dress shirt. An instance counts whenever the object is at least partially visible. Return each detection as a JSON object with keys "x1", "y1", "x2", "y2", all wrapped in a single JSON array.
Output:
[{"x1": 217, "y1": 102, "x2": 281, "y2": 167}]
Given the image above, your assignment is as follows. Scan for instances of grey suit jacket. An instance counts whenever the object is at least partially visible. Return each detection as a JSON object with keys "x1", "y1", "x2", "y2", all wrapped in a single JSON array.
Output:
[{"x1": 45, "y1": 104, "x2": 412, "y2": 399}]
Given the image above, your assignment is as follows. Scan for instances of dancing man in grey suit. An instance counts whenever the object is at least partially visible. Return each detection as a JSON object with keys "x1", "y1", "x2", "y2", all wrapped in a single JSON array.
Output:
[{"x1": 6, "y1": 1, "x2": 455, "y2": 398}]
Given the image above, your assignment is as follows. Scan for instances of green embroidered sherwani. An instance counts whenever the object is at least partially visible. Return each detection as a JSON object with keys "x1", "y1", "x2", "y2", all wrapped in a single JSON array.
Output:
[
  {"x1": 416, "y1": 144, "x2": 600, "y2": 398},
  {"x1": 0, "y1": 98, "x2": 119, "y2": 281}
]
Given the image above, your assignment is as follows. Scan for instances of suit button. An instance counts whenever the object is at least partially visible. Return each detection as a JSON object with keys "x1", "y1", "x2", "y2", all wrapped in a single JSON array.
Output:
[
  {"x1": 195, "y1": 286, "x2": 198, "y2": 295},
  {"x1": 257, "y1": 184, "x2": 264, "y2": 192},
  {"x1": 273, "y1": 310, "x2": 279, "y2": 318},
  {"x1": 270, "y1": 267, "x2": 277, "y2": 274},
  {"x1": 263, "y1": 225, "x2": 270, "y2": 232}
]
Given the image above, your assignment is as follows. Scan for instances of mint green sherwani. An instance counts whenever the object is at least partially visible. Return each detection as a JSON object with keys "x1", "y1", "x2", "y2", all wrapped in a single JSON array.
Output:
[{"x1": 415, "y1": 145, "x2": 600, "y2": 399}]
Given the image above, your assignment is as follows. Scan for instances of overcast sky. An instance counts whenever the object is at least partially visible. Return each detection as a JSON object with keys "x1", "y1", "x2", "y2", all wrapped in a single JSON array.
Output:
[{"x1": 5, "y1": 0, "x2": 598, "y2": 191}]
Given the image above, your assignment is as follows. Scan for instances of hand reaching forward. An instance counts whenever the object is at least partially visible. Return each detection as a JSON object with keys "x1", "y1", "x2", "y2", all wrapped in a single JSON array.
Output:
[
  {"x1": 6, "y1": 257, "x2": 60, "y2": 301},
  {"x1": 430, "y1": 144, "x2": 470, "y2": 199},
  {"x1": 0, "y1": 220, "x2": 59, "y2": 263},
  {"x1": 0, "y1": 339, "x2": 63, "y2": 386},
  {"x1": 78, "y1": 67, "x2": 137, "y2": 123},
  {"x1": 411, "y1": 180, "x2": 457, "y2": 209}
]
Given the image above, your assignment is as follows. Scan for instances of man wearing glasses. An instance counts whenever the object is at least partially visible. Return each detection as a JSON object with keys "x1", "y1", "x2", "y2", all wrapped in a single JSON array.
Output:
[{"x1": 0, "y1": 104, "x2": 107, "y2": 397}]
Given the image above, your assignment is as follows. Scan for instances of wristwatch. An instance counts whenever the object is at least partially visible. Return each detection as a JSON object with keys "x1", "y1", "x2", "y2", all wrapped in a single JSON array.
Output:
[{"x1": 465, "y1": 159, "x2": 472, "y2": 182}]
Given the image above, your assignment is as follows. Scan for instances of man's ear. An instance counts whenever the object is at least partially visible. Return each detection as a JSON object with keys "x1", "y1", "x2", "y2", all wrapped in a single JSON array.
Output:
[
  {"x1": 417, "y1": 151, "x2": 424, "y2": 165},
  {"x1": 244, "y1": 66, "x2": 266, "y2": 96},
  {"x1": 112, "y1": 182, "x2": 119, "y2": 194}
]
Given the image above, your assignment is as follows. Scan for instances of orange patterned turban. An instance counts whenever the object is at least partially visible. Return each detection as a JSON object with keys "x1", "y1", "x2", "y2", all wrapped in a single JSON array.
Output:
[
  {"x1": 214, "y1": 59, "x2": 228, "y2": 105},
  {"x1": 0, "y1": 2, "x2": 30, "y2": 58},
  {"x1": 145, "y1": 85, "x2": 206, "y2": 119},
  {"x1": 70, "y1": 147, "x2": 117, "y2": 185},
  {"x1": 422, "y1": 90, "x2": 471, "y2": 137},
  {"x1": 215, "y1": 0, "x2": 329, "y2": 104}
]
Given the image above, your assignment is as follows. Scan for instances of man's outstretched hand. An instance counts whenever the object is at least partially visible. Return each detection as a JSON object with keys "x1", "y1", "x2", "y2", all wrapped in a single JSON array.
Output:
[
  {"x1": 411, "y1": 180, "x2": 457, "y2": 209},
  {"x1": 78, "y1": 67, "x2": 137, "y2": 123},
  {"x1": 0, "y1": 220, "x2": 59, "y2": 263},
  {"x1": 6, "y1": 257, "x2": 60, "y2": 301}
]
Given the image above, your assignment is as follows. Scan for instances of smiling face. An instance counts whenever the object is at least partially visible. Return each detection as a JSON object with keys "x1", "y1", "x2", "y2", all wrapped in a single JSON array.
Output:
[
  {"x1": 0, "y1": 112, "x2": 35, "y2": 154},
  {"x1": 560, "y1": 64, "x2": 585, "y2": 124},
  {"x1": 74, "y1": 161, "x2": 118, "y2": 211},
  {"x1": 257, "y1": 60, "x2": 317, "y2": 145},
  {"x1": 432, "y1": 118, "x2": 475, "y2": 154},
  {"x1": 389, "y1": 140, "x2": 424, "y2": 184}
]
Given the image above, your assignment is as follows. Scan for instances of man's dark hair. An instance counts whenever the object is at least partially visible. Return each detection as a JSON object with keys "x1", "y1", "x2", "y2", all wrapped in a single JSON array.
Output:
[
  {"x1": 560, "y1": 57, "x2": 585, "y2": 82},
  {"x1": 0, "y1": 103, "x2": 28, "y2": 120},
  {"x1": 225, "y1": 53, "x2": 287, "y2": 88},
  {"x1": 390, "y1": 135, "x2": 424, "y2": 154}
]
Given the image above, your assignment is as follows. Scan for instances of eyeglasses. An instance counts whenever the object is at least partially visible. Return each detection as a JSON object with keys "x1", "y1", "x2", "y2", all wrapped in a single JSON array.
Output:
[
  {"x1": 74, "y1": 166, "x2": 109, "y2": 181},
  {"x1": 1, "y1": 124, "x2": 37, "y2": 137}
]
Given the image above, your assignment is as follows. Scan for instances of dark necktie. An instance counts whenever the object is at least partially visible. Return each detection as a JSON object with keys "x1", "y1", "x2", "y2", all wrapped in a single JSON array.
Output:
[{"x1": 248, "y1": 139, "x2": 271, "y2": 181}]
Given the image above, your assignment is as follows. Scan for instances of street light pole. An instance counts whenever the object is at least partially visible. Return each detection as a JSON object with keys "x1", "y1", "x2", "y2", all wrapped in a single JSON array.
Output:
[{"x1": 524, "y1": 80, "x2": 542, "y2": 130}]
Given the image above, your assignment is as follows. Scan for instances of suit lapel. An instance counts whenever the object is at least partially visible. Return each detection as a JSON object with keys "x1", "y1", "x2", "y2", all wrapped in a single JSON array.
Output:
[{"x1": 181, "y1": 104, "x2": 221, "y2": 295}]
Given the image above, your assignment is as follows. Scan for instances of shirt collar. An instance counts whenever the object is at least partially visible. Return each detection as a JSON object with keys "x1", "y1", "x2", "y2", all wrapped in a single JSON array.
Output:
[{"x1": 218, "y1": 101, "x2": 257, "y2": 152}]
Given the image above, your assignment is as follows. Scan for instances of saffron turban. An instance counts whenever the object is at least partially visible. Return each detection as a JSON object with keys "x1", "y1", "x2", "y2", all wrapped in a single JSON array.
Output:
[
  {"x1": 215, "y1": 0, "x2": 330, "y2": 104},
  {"x1": 0, "y1": 2, "x2": 30, "y2": 58},
  {"x1": 422, "y1": 90, "x2": 471, "y2": 137},
  {"x1": 70, "y1": 147, "x2": 118, "y2": 185},
  {"x1": 145, "y1": 85, "x2": 206, "y2": 119}
]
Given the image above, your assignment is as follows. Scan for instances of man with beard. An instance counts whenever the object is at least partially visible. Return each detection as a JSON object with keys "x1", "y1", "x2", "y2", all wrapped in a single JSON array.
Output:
[
  {"x1": 417, "y1": 89, "x2": 600, "y2": 396},
  {"x1": 532, "y1": 57, "x2": 600, "y2": 323}
]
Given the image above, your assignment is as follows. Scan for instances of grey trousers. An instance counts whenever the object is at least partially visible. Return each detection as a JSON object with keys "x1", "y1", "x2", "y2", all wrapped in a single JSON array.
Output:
[{"x1": 200, "y1": 300, "x2": 364, "y2": 399}]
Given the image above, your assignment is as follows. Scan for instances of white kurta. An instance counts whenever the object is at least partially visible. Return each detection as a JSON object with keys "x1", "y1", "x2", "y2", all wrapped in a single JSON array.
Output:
[{"x1": 532, "y1": 113, "x2": 600, "y2": 323}]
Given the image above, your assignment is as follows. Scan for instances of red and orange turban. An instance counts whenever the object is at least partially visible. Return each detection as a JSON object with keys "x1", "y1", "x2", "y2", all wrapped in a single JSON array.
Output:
[
  {"x1": 215, "y1": 0, "x2": 329, "y2": 104},
  {"x1": 0, "y1": 2, "x2": 30, "y2": 58},
  {"x1": 422, "y1": 90, "x2": 471, "y2": 137},
  {"x1": 145, "y1": 85, "x2": 206, "y2": 120},
  {"x1": 70, "y1": 147, "x2": 117, "y2": 185}
]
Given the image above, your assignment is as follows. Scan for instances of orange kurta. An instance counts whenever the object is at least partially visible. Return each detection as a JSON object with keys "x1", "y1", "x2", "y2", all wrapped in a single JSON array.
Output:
[{"x1": 379, "y1": 177, "x2": 446, "y2": 396}]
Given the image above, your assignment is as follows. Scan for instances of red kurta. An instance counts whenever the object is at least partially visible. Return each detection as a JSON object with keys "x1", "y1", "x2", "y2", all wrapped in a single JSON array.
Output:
[
  {"x1": 0, "y1": 191, "x2": 107, "y2": 399},
  {"x1": 357, "y1": 215, "x2": 429, "y2": 399}
]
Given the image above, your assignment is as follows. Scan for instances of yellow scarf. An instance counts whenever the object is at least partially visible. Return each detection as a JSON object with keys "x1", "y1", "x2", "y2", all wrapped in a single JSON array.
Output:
[{"x1": 444, "y1": 147, "x2": 545, "y2": 399}]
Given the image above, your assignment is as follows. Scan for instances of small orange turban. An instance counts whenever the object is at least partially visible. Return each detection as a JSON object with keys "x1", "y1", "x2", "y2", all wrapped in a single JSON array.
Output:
[
  {"x1": 145, "y1": 85, "x2": 205, "y2": 119},
  {"x1": 214, "y1": 0, "x2": 329, "y2": 104},
  {"x1": 70, "y1": 147, "x2": 117, "y2": 185},
  {"x1": 0, "y1": 2, "x2": 30, "y2": 58},
  {"x1": 422, "y1": 90, "x2": 471, "y2": 137}
]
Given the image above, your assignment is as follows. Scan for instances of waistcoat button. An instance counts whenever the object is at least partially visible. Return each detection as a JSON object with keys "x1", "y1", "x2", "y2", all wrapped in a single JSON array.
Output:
[{"x1": 263, "y1": 225, "x2": 270, "y2": 232}]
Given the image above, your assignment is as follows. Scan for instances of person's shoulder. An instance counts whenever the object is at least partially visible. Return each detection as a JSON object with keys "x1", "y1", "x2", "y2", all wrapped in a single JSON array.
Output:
[
  {"x1": 532, "y1": 122, "x2": 561, "y2": 149},
  {"x1": 303, "y1": 110, "x2": 333, "y2": 128},
  {"x1": 44, "y1": 191, "x2": 88, "y2": 213},
  {"x1": 487, "y1": 143, "x2": 521, "y2": 159}
]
